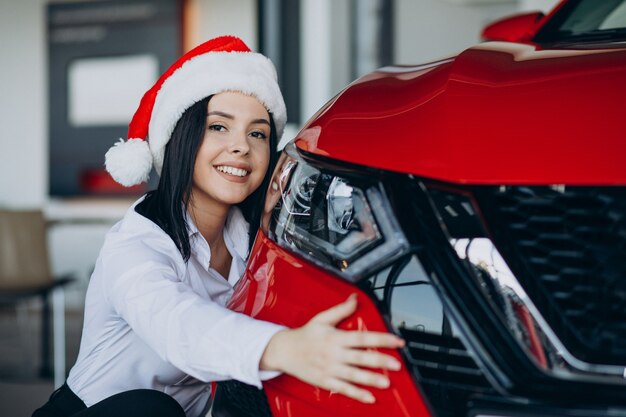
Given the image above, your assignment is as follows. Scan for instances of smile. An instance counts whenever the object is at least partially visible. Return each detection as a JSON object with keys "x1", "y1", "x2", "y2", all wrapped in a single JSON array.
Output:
[{"x1": 216, "y1": 165, "x2": 249, "y2": 177}]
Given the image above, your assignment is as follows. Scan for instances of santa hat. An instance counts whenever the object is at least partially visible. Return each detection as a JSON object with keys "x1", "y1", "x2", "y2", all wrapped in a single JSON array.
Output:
[{"x1": 105, "y1": 36, "x2": 287, "y2": 187}]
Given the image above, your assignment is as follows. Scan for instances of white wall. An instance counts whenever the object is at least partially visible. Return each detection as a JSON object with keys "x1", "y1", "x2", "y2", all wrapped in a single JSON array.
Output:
[
  {"x1": 522, "y1": 0, "x2": 561, "y2": 11},
  {"x1": 193, "y1": 0, "x2": 258, "y2": 50},
  {"x1": 0, "y1": 0, "x2": 47, "y2": 208},
  {"x1": 301, "y1": 0, "x2": 334, "y2": 121},
  {"x1": 329, "y1": 0, "x2": 352, "y2": 96},
  {"x1": 394, "y1": 0, "x2": 561, "y2": 66},
  {"x1": 394, "y1": 0, "x2": 519, "y2": 64}
]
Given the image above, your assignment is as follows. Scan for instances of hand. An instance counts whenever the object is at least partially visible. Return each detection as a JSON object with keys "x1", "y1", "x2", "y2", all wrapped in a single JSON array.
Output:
[{"x1": 260, "y1": 294, "x2": 405, "y2": 404}]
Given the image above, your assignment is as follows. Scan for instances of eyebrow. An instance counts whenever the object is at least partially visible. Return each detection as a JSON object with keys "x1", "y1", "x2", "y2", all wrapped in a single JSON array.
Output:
[
  {"x1": 207, "y1": 111, "x2": 270, "y2": 126},
  {"x1": 207, "y1": 111, "x2": 234, "y2": 119}
]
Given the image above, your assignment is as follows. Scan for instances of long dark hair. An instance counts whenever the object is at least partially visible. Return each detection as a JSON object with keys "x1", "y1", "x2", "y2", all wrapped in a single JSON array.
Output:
[{"x1": 136, "y1": 95, "x2": 279, "y2": 262}]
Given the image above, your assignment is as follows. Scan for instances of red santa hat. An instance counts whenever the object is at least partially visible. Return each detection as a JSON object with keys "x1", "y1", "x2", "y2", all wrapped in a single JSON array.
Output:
[{"x1": 105, "y1": 35, "x2": 287, "y2": 187}]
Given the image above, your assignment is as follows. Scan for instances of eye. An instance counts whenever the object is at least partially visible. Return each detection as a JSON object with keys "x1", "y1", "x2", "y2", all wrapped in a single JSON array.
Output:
[
  {"x1": 250, "y1": 130, "x2": 268, "y2": 140},
  {"x1": 208, "y1": 123, "x2": 227, "y2": 132}
]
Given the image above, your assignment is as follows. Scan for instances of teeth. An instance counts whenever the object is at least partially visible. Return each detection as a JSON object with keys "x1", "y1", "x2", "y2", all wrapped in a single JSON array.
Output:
[{"x1": 216, "y1": 166, "x2": 248, "y2": 177}]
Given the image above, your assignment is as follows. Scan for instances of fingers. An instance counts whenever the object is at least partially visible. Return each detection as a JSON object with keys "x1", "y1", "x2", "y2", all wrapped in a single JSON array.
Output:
[
  {"x1": 342, "y1": 349, "x2": 402, "y2": 371},
  {"x1": 334, "y1": 364, "x2": 390, "y2": 389},
  {"x1": 324, "y1": 377, "x2": 377, "y2": 404},
  {"x1": 280, "y1": 294, "x2": 407, "y2": 404},
  {"x1": 340, "y1": 330, "x2": 405, "y2": 349},
  {"x1": 310, "y1": 294, "x2": 358, "y2": 326}
]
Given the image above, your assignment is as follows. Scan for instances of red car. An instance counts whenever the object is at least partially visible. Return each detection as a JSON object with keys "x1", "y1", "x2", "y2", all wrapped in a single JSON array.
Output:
[{"x1": 214, "y1": 0, "x2": 626, "y2": 416}]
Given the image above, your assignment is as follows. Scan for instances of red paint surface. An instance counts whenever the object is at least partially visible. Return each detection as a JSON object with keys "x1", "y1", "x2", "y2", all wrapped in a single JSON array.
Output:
[
  {"x1": 295, "y1": 43, "x2": 626, "y2": 186},
  {"x1": 229, "y1": 232, "x2": 433, "y2": 417}
]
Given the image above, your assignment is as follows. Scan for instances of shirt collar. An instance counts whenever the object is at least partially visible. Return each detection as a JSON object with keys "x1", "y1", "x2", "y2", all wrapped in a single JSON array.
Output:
[{"x1": 185, "y1": 206, "x2": 250, "y2": 262}]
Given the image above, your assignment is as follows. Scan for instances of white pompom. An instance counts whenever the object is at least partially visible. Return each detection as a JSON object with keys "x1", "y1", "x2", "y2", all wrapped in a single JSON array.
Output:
[{"x1": 104, "y1": 138, "x2": 153, "y2": 187}]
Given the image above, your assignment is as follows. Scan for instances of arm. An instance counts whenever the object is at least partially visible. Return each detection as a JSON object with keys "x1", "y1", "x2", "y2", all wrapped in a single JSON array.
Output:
[
  {"x1": 260, "y1": 294, "x2": 405, "y2": 404},
  {"x1": 101, "y1": 255, "x2": 284, "y2": 387}
]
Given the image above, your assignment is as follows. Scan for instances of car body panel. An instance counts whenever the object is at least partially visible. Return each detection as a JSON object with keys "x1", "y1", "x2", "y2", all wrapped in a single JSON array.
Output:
[
  {"x1": 228, "y1": 232, "x2": 433, "y2": 417},
  {"x1": 295, "y1": 43, "x2": 626, "y2": 185}
]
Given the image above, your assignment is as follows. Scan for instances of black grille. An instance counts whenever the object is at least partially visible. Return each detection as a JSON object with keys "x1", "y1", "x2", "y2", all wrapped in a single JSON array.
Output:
[
  {"x1": 475, "y1": 186, "x2": 626, "y2": 365},
  {"x1": 402, "y1": 328, "x2": 491, "y2": 390},
  {"x1": 400, "y1": 327, "x2": 494, "y2": 417}
]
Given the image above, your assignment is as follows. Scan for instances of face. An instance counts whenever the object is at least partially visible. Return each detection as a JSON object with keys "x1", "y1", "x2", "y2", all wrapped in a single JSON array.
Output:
[{"x1": 191, "y1": 91, "x2": 271, "y2": 210}]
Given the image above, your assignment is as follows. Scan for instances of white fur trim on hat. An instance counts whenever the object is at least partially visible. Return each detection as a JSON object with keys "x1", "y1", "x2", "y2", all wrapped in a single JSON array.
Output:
[
  {"x1": 149, "y1": 51, "x2": 287, "y2": 174},
  {"x1": 104, "y1": 138, "x2": 152, "y2": 187}
]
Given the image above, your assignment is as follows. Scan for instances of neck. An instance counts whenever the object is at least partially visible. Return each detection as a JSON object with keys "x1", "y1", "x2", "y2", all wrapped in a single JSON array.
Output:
[{"x1": 188, "y1": 195, "x2": 230, "y2": 250}]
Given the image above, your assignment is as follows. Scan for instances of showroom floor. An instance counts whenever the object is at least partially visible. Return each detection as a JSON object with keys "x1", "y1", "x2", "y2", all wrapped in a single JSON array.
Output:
[{"x1": 0, "y1": 303, "x2": 83, "y2": 417}]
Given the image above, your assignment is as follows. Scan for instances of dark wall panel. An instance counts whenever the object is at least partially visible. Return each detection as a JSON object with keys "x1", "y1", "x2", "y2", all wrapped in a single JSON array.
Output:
[{"x1": 48, "y1": 0, "x2": 182, "y2": 197}]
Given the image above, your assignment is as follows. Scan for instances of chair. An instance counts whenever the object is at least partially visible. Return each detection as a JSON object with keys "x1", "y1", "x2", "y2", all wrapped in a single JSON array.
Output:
[{"x1": 0, "y1": 209, "x2": 73, "y2": 384}]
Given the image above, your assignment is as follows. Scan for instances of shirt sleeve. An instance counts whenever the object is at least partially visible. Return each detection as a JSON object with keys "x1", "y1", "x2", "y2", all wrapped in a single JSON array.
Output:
[{"x1": 99, "y1": 237, "x2": 286, "y2": 388}]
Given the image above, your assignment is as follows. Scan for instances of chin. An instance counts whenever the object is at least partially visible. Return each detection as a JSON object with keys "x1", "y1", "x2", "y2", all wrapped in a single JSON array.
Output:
[{"x1": 217, "y1": 191, "x2": 254, "y2": 206}]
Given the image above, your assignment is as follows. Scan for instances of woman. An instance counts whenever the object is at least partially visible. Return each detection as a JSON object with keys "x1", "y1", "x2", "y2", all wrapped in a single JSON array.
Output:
[{"x1": 33, "y1": 36, "x2": 404, "y2": 417}]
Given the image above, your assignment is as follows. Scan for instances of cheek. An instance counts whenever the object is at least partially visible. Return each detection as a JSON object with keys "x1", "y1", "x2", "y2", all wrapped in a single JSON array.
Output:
[
  {"x1": 194, "y1": 136, "x2": 218, "y2": 170},
  {"x1": 254, "y1": 142, "x2": 271, "y2": 173},
  {"x1": 192, "y1": 141, "x2": 213, "y2": 182}
]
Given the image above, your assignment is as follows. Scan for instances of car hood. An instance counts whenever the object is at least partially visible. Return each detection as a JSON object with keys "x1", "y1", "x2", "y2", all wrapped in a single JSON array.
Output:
[{"x1": 294, "y1": 42, "x2": 626, "y2": 185}]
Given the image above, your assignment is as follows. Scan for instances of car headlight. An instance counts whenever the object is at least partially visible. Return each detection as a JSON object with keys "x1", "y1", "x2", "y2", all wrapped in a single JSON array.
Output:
[{"x1": 264, "y1": 144, "x2": 409, "y2": 281}]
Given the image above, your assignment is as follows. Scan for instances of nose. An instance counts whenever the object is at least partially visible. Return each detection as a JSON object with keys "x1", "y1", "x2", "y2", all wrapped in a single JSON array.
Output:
[{"x1": 229, "y1": 130, "x2": 250, "y2": 155}]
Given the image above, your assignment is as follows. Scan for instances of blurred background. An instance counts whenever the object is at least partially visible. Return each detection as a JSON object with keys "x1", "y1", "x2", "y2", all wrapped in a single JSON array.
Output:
[{"x1": 0, "y1": 0, "x2": 558, "y2": 415}]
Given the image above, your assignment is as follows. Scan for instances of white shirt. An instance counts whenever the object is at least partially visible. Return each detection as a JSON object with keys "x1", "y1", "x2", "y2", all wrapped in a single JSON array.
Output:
[{"x1": 66, "y1": 197, "x2": 284, "y2": 417}]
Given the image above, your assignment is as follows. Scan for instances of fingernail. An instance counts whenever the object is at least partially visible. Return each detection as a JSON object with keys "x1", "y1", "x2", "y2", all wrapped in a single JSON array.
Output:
[
  {"x1": 364, "y1": 393, "x2": 376, "y2": 404},
  {"x1": 378, "y1": 377, "x2": 390, "y2": 388},
  {"x1": 347, "y1": 293, "x2": 357, "y2": 302},
  {"x1": 388, "y1": 359, "x2": 401, "y2": 370},
  {"x1": 271, "y1": 181, "x2": 278, "y2": 191}
]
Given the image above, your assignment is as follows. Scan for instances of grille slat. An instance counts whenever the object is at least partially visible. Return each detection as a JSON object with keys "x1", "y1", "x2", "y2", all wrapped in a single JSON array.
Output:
[
  {"x1": 476, "y1": 186, "x2": 626, "y2": 365},
  {"x1": 400, "y1": 328, "x2": 492, "y2": 390}
]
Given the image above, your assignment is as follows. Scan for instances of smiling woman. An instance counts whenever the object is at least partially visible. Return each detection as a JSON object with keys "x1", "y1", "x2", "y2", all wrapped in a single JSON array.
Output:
[{"x1": 32, "y1": 36, "x2": 405, "y2": 417}]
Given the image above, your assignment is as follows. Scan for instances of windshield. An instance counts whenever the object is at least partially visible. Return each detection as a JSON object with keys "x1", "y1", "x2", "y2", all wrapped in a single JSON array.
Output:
[{"x1": 534, "y1": 0, "x2": 626, "y2": 43}]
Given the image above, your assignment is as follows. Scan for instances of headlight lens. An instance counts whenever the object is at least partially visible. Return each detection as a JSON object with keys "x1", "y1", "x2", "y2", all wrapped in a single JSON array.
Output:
[{"x1": 265, "y1": 144, "x2": 408, "y2": 281}]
